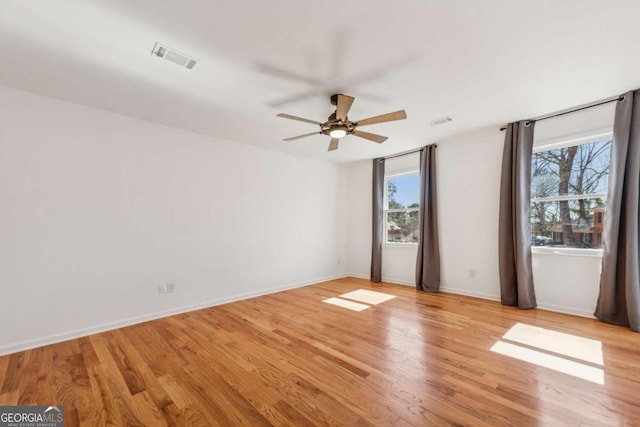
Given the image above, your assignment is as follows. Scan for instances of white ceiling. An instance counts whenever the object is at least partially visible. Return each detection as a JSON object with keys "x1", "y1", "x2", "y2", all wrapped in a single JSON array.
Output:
[{"x1": 1, "y1": 0, "x2": 639, "y2": 162}]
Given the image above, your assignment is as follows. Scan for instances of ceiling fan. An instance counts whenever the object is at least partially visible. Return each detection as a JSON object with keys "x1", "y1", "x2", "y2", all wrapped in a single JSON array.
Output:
[{"x1": 277, "y1": 94, "x2": 407, "y2": 151}]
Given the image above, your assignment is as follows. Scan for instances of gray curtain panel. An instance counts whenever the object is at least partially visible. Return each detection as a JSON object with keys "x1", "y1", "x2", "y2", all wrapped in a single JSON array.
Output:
[
  {"x1": 415, "y1": 145, "x2": 440, "y2": 292},
  {"x1": 595, "y1": 90, "x2": 640, "y2": 331},
  {"x1": 498, "y1": 121, "x2": 537, "y2": 309},
  {"x1": 371, "y1": 158, "x2": 385, "y2": 282}
]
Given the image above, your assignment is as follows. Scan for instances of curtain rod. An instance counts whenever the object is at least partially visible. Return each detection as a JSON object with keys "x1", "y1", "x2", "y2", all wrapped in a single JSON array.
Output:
[
  {"x1": 381, "y1": 144, "x2": 437, "y2": 160},
  {"x1": 499, "y1": 94, "x2": 624, "y2": 131}
]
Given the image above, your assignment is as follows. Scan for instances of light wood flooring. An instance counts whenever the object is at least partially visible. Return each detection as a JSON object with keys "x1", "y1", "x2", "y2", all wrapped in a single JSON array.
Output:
[{"x1": 1, "y1": 277, "x2": 640, "y2": 425}]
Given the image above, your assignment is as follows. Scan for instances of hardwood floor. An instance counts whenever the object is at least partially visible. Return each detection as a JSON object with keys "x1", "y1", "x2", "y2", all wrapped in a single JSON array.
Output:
[{"x1": 1, "y1": 277, "x2": 640, "y2": 426}]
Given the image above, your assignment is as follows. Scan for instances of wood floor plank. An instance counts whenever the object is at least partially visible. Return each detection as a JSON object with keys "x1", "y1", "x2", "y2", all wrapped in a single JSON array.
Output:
[
  {"x1": 0, "y1": 390, "x2": 18, "y2": 406},
  {"x1": 0, "y1": 355, "x2": 8, "y2": 388},
  {"x1": 1, "y1": 277, "x2": 640, "y2": 425},
  {"x1": 15, "y1": 347, "x2": 42, "y2": 405},
  {"x1": 88, "y1": 336, "x2": 145, "y2": 426},
  {"x1": 70, "y1": 348, "x2": 102, "y2": 424},
  {"x1": 131, "y1": 390, "x2": 168, "y2": 427},
  {"x1": 0, "y1": 352, "x2": 23, "y2": 394}
]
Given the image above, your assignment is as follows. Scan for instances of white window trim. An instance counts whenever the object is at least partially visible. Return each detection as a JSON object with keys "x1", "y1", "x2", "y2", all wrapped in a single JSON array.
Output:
[
  {"x1": 531, "y1": 130, "x2": 612, "y2": 257},
  {"x1": 384, "y1": 170, "x2": 420, "y2": 247},
  {"x1": 533, "y1": 128, "x2": 612, "y2": 153},
  {"x1": 385, "y1": 242, "x2": 421, "y2": 248},
  {"x1": 531, "y1": 193, "x2": 607, "y2": 203},
  {"x1": 532, "y1": 246, "x2": 603, "y2": 258}
]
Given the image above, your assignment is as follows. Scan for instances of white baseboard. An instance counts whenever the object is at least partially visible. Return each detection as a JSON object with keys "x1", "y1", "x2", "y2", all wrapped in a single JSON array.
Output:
[
  {"x1": 346, "y1": 272, "x2": 370, "y2": 280},
  {"x1": 536, "y1": 302, "x2": 596, "y2": 319},
  {"x1": 0, "y1": 273, "x2": 348, "y2": 357},
  {"x1": 441, "y1": 288, "x2": 595, "y2": 318},
  {"x1": 346, "y1": 272, "x2": 414, "y2": 287},
  {"x1": 438, "y1": 286, "x2": 501, "y2": 302},
  {"x1": 382, "y1": 277, "x2": 414, "y2": 286},
  {"x1": 346, "y1": 273, "x2": 596, "y2": 319}
]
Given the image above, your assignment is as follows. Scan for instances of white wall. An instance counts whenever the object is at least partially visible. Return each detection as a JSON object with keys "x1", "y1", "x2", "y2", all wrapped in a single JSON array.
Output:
[
  {"x1": 532, "y1": 252, "x2": 602, "y2": 316},
  {"x1": 436, "y1": 127, "x2": 504, "y2": 300},
  {"x1": 0, "y1": 85, "x2": 348, "y2": 355},
  {"x1": 346, "y1": 101, "x2": 616, "y2": 317},
  {"x1": 346, "y1": 160, "x2": 372, "y2": 278}
]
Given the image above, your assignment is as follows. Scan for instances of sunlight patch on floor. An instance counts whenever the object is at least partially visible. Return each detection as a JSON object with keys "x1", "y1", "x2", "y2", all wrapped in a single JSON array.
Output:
[
  {"x1": 340, "y1": 289, "x2": 396, "y2": 305},
  {"x1": 323, "y1": 289, "x2": 396, "y2": 311},
  {"x1": 323, "y1": 297, "x2": 370, "y2": 311},
  {"x1": 490, "y1": 341, "x2": 604, "y2": 384},
  {"x1": 491, "y1": 323, "x2": 605, "y2": 385},
  {"x1": 503, "y1": 322, "x2": 603, "y2": 365}
]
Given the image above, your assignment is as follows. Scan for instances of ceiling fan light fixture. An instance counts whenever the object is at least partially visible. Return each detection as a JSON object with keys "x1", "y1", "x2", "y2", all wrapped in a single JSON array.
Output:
[
  {"x1": 277, "y1": 93, "x2": 406, "y2": 151},
  {"x1": 329, "y1": 126, "x2": 348, "y2": 139}
]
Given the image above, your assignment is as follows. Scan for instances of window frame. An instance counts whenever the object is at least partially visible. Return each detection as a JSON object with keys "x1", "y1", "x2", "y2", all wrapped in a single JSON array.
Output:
[
  {"x1": 530, "y1": 129, "x2": 612, "y2": 257},
  {"x1": 383, "y1": 169, "x2": 420, "y2": 247}
]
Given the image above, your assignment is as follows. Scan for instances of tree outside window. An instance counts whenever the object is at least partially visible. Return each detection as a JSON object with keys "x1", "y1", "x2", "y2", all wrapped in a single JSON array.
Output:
[
  {"x1": 385, "y1": 173, "x2": 420, "y2": 244},
  {"x1": 531, "y1": 136, "x2": 611, "y2": 249}
]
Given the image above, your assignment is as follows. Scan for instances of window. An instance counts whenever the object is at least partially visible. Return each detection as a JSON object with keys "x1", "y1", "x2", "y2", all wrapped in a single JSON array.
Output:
[
  {"x1": 384, "y1": 172, "x2": 419, "y2": 244},
  {"x1": 530, "y1": 133, "x2": 612, "y2": 250}
]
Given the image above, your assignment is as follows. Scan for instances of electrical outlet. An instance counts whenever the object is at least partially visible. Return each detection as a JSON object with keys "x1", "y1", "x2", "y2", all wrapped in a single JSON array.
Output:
[
  {"x1": 167, "y1": 283, "x2": 175, "y2": 293},
  {"x1": 157, "y1": 284, "x2": 166, "y2": 294},
  {"x1": 468, "y1": 269, "x2": 476, "y2": 279}
]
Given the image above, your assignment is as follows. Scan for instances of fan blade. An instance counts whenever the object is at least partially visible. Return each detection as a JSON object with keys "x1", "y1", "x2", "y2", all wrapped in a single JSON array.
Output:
[
  {"x1": 283, "y1": 132, "x2": 321, "y2": 141},
  {"x1": 328, "y1": 138, "x2": 339, "y2": 151},
  {"x1": 268, "y1": 90, "x2": 321, "y2": 108},
  {"x1": 277, "y1": 113, "x2": 322, "y2": 125},
  {"x1": 258, "y1": 63, "x2": 322, "y2": 85},
  {"x1": 352, "y1": 130, "x2": 388, "y2": 143},
  {"x1": 336, "y1": 94, "x2": 355, "y2": 121},
  {"x1": 355, "y1": 110, "x2": 407, "y2": 127}
]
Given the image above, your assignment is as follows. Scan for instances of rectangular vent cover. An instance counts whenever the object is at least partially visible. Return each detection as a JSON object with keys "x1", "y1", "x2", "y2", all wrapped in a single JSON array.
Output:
[
  {"x1": 151, "y1": 42, "x2": 197, "y2": 69},
  {"x1": 428, "y1": 116, "x2": 452, "y2": 127}
]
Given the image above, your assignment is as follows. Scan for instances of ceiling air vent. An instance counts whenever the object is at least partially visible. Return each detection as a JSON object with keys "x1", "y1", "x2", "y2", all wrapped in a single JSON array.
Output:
[
  {"x1": 428, "y1": 116, "x2": 452, "y2": 127},
  {"x1": 151, "y1": 42, "x2": 197, "y2": 69}
]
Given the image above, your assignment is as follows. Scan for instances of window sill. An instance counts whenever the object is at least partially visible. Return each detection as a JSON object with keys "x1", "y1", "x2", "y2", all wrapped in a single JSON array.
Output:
[
  {"x1": 531, "y1": 246, "x2": 603, "y2": 258},
  {"x1": 384, "y1": 242, "x2": 419, "y2": 248}
]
